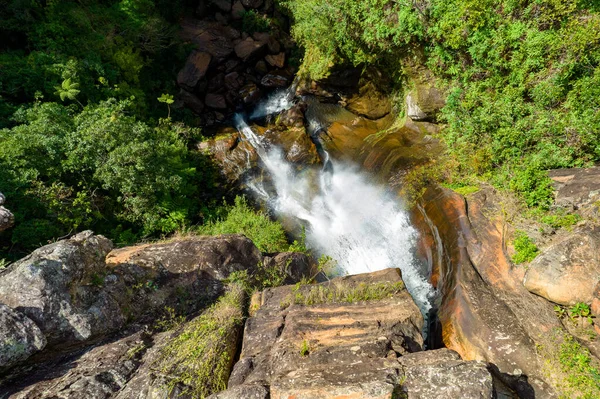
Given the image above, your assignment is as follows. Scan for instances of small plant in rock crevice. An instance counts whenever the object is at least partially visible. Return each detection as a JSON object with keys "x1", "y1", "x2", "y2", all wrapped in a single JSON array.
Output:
[
  {"x1": 511, "y1": 230, "x2": 539, "y2": 264},
  {"x1": 300, "y1": 339, "x2": 310, "y2": 357}
]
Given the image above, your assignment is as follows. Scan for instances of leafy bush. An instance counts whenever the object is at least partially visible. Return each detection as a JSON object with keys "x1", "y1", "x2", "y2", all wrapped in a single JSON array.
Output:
[
  {"x1": 242, "y1": 10, "x2": 271, "y2": 34},
  {"x1": 198, "y1": 196, "x2": 289, "y2": 253},
  {"x1": 0, "y1": 99, "x2": 212, "y2": 255},
  {"x1": 512, "y1": 230, "x2": 539, "y2": 264}
]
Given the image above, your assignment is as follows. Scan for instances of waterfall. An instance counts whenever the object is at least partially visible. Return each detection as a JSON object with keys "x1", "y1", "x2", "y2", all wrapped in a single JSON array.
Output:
[{"x1": 235, "y1": 94, "x2": 435, "y2": 315}]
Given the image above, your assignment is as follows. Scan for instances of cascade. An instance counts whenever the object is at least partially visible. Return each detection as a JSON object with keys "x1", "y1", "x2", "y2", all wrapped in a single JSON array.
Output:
[{"x1": 235, "y1": 93, "x2": 435, "y2": 315}]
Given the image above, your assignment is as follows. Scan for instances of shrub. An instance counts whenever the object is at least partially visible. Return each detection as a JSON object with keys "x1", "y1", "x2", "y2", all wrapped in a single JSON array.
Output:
[{"x1": 198, "y1": 196, "x2": 289, "y2": 253}]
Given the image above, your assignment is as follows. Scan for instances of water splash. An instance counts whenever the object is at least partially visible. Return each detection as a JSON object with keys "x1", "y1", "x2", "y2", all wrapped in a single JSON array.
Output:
[
  {"x1": 249, "y1": 89, "x2": 294, "y2": 120},
  {"x1": 234, "y1": 107, "x2": 434, "y2": 314}
]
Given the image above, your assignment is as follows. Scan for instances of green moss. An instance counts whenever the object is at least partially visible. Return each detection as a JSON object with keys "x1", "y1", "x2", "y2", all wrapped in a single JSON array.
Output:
[
  {"x1": 292, "y1": 281, "x2": 405, "y2": 306},
  {"x1": 442, "y1": 183, "x2": 480, "y2": 196},
  {"x1": 512, "y1": 231, "x2": 539, "y2": 264},
  {"x1": 155, "y1": 284, "x2": 245, "y2": 398}
]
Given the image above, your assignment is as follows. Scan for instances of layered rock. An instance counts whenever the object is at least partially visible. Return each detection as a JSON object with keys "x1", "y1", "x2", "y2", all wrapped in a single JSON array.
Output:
[{"x1": 213, "y1": 268, "x2": 494, "y2": 399}]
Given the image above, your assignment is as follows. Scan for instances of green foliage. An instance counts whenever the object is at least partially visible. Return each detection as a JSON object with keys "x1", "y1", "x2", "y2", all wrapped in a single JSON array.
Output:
[
  {"x1": 287, "y1": 226, "x2": 308, "y2": 254},
  {"x1": 283, "y1": 0, "x2": 600, "y2": 212},
  {"x1": 199, "y1": 196, "x2": 289, "y2": 253},
  {"x1": 281, "y1": 0, "x2": 424, "y2": 79},
  {"x1": 558, "y1": 335, "x2": 600, "y2": 398},
  {"x1": 156, "y1": 284, "x2": 245, "y2": 398},
  {"x1": 300, "y1": 339, "x2": 310, "y2": 356},
  {"x1": 511, "y1": 230, "x2": 539, "y2": 264},
  {"x1": 0, "y1": 99, "x2": 212, "y2": 256},
  {"x1": 241, "y1": 10, "x2": 271, "y2": 34},
  {"x1": 54, "y1": 78, "x2": 81, "y2": 105}
]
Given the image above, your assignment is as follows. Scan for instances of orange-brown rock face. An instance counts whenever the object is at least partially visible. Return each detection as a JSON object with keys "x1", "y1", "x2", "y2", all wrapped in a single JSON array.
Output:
[
  {"x1": 211, "y1": 269, "x2": 495, "y2": 399},
  {"x1": 414, "y1": 186, "x2": 568, "y2": 397}
]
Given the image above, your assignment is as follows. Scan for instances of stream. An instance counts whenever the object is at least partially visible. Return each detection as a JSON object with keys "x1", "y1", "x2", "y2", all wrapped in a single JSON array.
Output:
[{"x1": 234, "y1": 91, "x2": 436, "y2": 317}]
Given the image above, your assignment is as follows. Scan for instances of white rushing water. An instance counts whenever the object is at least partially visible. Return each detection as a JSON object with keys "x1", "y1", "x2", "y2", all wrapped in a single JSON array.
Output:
[{"x1": 235, "y1": 94, "x2": 435, "y2": 314}]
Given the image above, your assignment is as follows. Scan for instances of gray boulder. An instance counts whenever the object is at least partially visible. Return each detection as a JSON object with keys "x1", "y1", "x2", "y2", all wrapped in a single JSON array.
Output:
[
  {"x1": 0, "y1": 303, "x2": 46, "y2": 372},
  {"x1": 0, "y1": 231, "x2": 117, "y2": 346}
]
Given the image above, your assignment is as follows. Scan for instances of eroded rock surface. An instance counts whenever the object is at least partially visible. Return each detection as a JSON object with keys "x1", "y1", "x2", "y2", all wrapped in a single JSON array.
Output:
[
  {"x1": 214, "y1": 268, "x2": 494, "y2": 399},
  {"x1": 414, "y1": 185, "x2": 583, "y2": 397}
]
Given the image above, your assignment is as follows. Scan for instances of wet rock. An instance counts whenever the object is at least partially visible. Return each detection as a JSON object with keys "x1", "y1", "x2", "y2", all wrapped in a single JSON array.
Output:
[
  {"x1": 205, "y1": 93, "x2": 228, "y2": 109},
  {"x1": 199, "y1": 129, "x2": 258, "y2": 183},
  {"x1": 262, "y1": 126, "x2": 320, "y2": 165},
  {"x1": 178, "y1": 89, "x2": 205, "y2": 114},
  {"x1": 234, "y1": 37, "x2": 266, "y2": 61},
  {"x1": 549, "y1": 167, "x2": 600, "y2": 212},
  {"x1": 415, "y1": 186, "x2": 564, "y2": 397},
  {"x1": 346, "y1": 81, "x2": 391, "y2": 119},
  {"x1": 524, "y1": 227, "x2": 600, "y2": 306},
  {"x1": 398, "y1": 349, "x2": 494, "y2": 399},
  {"x1": 265, "y1": 52, "x2": 285, "y2": 68},
  {"x1": 242, "y1": 0, "x2": 263, "y2": 9},
  {"x1": 278, "y1": 103, "x2": 305, "y2": 128},
  {"x1": 0, "y1": 231, "x2": 117, "y2": 346},
  {"x1": 260, "y1": 72, "x2": 289, "y2": 88},
  {"x1": 254, "y1": 59, "x2": 268, "y2": 75},
  {"x1": 210, "y1": 0, "x2": 232, "y2": 12},
  {"x1": 225, "y1": 58, "x2": 241, "y2": 73},
  {"x1": 225, "y1": 268, "x2": 424, "y2": 398},
  {"x1": 0, "y1": 303, "x2": 46, "y2": 372},
  {"x1": 177, "y1": 51, "x2": 212, "y2": 90},
  {"x1": 231, "y1": 0, "x2": 245, "y2": 19},
  {"x1": 239, "y1": 83, "x2": 261, "y2": 105}
]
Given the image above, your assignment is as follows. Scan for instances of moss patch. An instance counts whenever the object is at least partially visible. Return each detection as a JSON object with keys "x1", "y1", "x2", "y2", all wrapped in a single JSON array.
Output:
[{"x1": 155, "y1": 284, "x2": 245, "y2": 398}]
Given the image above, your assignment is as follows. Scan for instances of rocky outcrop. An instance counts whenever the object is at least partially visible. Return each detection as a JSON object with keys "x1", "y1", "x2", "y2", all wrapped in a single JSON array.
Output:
[
  {"x1": 345, "y1": 81, "x2": 392, "y2": 120},
  {"x1": 0, "y1": 304, "x2": 46, "y2": 373},
  {"x1": 0, "y1": 192, "x2": 14, "y2": 233},
  {"x1": 413, "y1": 185, "x2": 597, "y2": 397},
  {"x1": 524, "y1": 227, "x2": 600, "y2": 306},
  {"x1": 215, "y1": 268, "x2": 494, "y2": 399}
]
